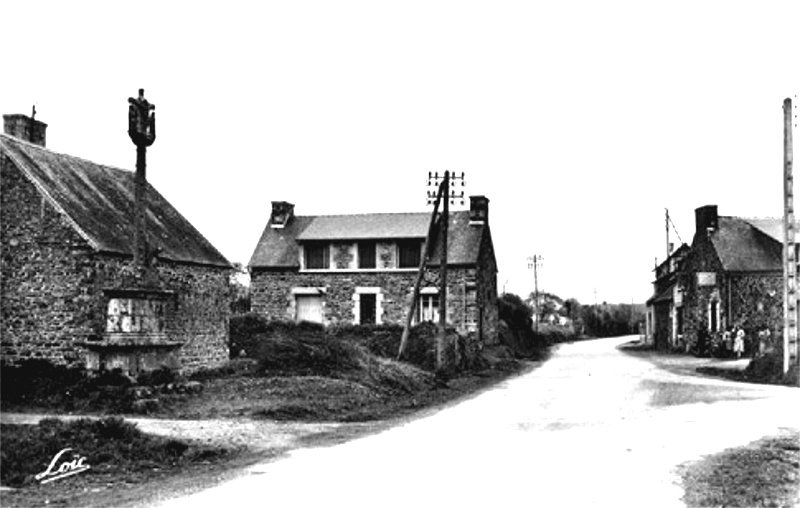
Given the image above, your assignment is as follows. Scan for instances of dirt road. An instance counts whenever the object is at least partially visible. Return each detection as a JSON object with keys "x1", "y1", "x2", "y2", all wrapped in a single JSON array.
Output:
[{"x1": 145, "y1": 336, "x2": 798, "y2": 507}]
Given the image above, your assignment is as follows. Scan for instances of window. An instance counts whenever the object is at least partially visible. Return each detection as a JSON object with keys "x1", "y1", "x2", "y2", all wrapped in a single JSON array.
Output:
[
  {"x1": 358, "y1": 241, "x2": 376, "y2": 269},
  {"x1": 419, "y1": 293, "x2": 439, "y2": 323},
  {"x1": 295, "y1": 295, "x2": 323, "y2": 323},
  {"x1": 709, "y1": 300, "x2": 719, "y2": 333},
  {"x1": 304, "y1": 243, "x2": 330, "y2": 269},
  {"x1": 398, "y1": 240, "x2": 422, "y2": 268}
]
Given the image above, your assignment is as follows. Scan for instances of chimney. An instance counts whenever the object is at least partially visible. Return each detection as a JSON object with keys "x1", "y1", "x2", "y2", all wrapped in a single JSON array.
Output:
[
  {"x1": 695, "y1": 205, "x2": 719, "y2": 234},
  {"x1": 469, "y1": 196, "x2": 489, "y2": 225},
  {"x1": 3, "y1": 107, "x2": 47, "y2": 147},
  {"x1": 270, "y1": 201, "x2": 295, "y2": 228}
]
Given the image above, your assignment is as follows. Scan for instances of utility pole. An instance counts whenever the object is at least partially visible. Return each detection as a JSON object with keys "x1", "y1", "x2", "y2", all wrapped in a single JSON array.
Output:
[
  {"x1": 127, "y1": 89, "x2": 156, "y2": 269},
  {"x1": 429, "y1": 171, "x2": 465, "y2": 376},
  {"x1": 782, "y1": 97, "x2": 798, "y2": 380},
  {"x1": 397, "y1": 178, "x2": 444, "y2": 361},
  {"x1": 665, "y1": 208, "x2": 671, "y2": 259},
  {"x1": 527, "y1": 255, "x2": 542, "y2": 335}
]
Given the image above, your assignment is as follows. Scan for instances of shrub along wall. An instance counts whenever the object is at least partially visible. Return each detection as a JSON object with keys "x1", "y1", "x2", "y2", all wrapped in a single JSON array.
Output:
[{"x1": 229, "y1": 314, "x2": 472, "y2": 372}]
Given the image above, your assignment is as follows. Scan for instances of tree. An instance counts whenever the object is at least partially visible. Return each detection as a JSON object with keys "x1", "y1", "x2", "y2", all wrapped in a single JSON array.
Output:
[{"x1": 229, "y1": 262, "x2": 251, "y2": 314}]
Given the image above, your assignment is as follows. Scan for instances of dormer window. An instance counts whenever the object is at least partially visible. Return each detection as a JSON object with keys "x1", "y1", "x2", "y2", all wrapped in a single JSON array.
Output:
[
  {"x1": 304, "y1": 242, "x2": 330, "y2": 269},
  {"x1": 398, "y1": 240, "x2": 422, "y2": 268},
  {"x1": 358, "y1": 241, "x2": 377, "y2": 269}
]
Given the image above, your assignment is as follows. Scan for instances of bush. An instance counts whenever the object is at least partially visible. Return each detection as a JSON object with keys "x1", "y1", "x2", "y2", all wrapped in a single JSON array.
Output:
[
  {"x1": 136, "y1": 366, "x2": 177, "y2": 387},
  {"x1": 229, "y1": 315, "x2": 329, "y2": 359},
  {"x1": 0, "y1": 360, "x2": 137, "y2": 413},
  {"x1": 534, "y1": 323, "x2": 578, "y2": 345},
  {"x1": 255, "y1": 329, "x2": 367, "y2": 375},
  {"x1": 0, "y1": 359, "x2": 86, "y2": 407},
  {"x1": 744, "y1": 352, "x2": 791, "y2": 384}
]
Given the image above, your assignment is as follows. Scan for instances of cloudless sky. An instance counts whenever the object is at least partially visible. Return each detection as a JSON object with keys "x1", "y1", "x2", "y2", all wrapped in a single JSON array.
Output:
[{"x1": 2, "y1": 1, "x2": 798, "y2": 305}]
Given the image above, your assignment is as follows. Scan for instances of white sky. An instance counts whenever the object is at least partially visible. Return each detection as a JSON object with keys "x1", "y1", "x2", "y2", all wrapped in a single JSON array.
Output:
[{"x1": 1, "y1": 1, "x2": 798, "y2": 305}]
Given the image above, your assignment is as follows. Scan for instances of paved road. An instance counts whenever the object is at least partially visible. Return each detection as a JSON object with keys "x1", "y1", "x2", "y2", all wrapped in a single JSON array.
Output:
[{"x1": 151, "y1": 336, "x2": 799, "y2": 508}]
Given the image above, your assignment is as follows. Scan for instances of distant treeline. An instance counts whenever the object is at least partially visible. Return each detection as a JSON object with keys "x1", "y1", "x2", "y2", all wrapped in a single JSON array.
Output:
[{"x1": 500, "y1": 292, "x2": 645, "y2": 340}]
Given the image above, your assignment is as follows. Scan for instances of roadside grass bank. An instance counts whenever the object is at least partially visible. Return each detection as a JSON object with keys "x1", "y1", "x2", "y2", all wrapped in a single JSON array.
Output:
[
  {"x1": 678, "y1": 428, "x2": 800, "y2": 508},
  {"x1": 1, "y1": 320, "x2": 538, "y2": 422},
  {"x1": 0, "y1": 416, "x2": 249, "y2": 508},
  {"x1": 1, "y1": 318, "x2": 551, "y2": 507},
  {"x1": 618, "y1": 338, "x2": 799, "y2": 386}
]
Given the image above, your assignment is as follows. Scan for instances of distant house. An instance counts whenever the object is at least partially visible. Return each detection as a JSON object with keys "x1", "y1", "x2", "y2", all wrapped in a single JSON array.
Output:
[
  {"x1": 1, "y1": 113, "x2": 231, "y2": 375},
  {"x1": 645, "y1": 243, "x2": 690, "y2": 350},
  {"x1": 248, "y1": 197, "x2": 499, "y2": 345},
  {"x1": 669, "y1": 205, "x2": 792, "y2": 353}
]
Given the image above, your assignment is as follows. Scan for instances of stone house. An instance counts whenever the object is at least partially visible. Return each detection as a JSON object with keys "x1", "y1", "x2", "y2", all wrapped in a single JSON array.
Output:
[
  {"x1": 645, "y1": 243, "x2": 690, "y2": 350},
  {"x1": 248, "y1": 197, "x2": 499, "y2": 345},
  {"x1": 1, "y1": 113, "x2": 231, "y2": 375},
  {"x1": 676, "y1": 204, "x2": 793, "y2": 353}
]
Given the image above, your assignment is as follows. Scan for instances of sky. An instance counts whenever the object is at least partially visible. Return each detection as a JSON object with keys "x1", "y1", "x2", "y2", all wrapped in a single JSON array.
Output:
[{"x1": 1, "y1": 1, "x2": 798, "y2": 305}]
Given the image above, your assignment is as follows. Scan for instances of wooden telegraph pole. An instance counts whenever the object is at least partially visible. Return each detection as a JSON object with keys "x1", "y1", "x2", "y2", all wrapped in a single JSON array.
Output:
[
  {"x1": 397, "y1": 179, "x2": 444, "y2": 361},
  {"x1": 783, "y1": 97, "x2": 798, "y2": 379},
  {"x1": 527, "y1": 255, "x2": 542, "y2": 335},
  {"x1": 396, "y1": 171, "x2": 464, "y2": 375}
]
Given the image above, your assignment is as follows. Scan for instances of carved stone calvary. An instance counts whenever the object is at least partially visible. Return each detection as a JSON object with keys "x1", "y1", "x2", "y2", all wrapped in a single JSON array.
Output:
[{"x1": 128, "y1": 89, "x2": 156, "y2": 268}]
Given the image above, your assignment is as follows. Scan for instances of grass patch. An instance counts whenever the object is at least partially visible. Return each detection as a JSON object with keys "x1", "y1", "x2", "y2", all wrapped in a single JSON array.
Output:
[
  {"x1": 0, "y1": 416, "x2": 242, "y2": 507},
  {"x1": 0, "y1": 417, "x2": 234, "y2": 489},
  {"x1": 678, "y1": 429, "x2": 800, "y2": 507}
]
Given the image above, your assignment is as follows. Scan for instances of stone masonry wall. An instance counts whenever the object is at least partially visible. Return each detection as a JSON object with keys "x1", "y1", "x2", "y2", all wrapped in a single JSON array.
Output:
[
  {"x1": 683, "y1": 227, "x2": 784, "y2": 348},
  {"x1": 476, "y1": 227, "x2": 499, "y2": 344},
  {"x1": 90, "y1": 258, "x2": 231, "y2": 373},
  {"x1": 1, "y1": 154, "x2": 229, "y2": 373},
  {"x1": 1, "y1": 153, "x2": 95, "y2": 366},
  {"x1": 730, "y1": 273, "x2": 783, "y2": 338},
  {"x1": 682, "y1": 230, "x2": 726, "y2": 347},
  {"x1": 250, "y1": 266, "x2": 485, "y2": 337}
]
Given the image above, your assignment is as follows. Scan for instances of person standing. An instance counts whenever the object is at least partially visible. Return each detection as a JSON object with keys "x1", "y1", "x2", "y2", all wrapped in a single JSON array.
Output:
[{"x1": 733, "y1": 327, "x2": 746, "y2": 359}]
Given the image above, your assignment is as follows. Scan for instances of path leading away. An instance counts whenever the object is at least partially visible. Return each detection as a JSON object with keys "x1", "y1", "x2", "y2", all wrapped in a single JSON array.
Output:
[{"x1": 147, "y1": 336, "x2": 799, "y2": 508}]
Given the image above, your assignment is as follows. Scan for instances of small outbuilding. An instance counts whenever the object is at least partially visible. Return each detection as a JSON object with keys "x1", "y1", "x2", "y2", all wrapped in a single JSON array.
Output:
[{"x1": 1, "y1": 113, "x2": 231, "y2": 375}]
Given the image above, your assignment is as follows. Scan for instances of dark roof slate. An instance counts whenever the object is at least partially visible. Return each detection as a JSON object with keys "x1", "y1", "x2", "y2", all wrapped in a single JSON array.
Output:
[
  {"x1": 1, "y1": 133, "x2": 230, "y2": 268},
  {"x1": 710, "y1": 216, "x2": 782, "y2": 272},
  {"x1": 249, "y1": 209, "x2": 487, "y2": 268}
]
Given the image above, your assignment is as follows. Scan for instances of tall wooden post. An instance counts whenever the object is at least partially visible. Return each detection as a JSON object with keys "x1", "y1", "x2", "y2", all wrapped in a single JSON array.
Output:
[
  {"x1": 783, "y1": 98, "x2": 798, "y2": 377},
  {"x1": 128, "y1": 89, "x2": 156, "y2": 267},
  {"x1": 437, "y1": 171, "x2": 450, "y2": 375},
  {"x1": 397, "y1": 181, "x2": 443, "y2": 360}
]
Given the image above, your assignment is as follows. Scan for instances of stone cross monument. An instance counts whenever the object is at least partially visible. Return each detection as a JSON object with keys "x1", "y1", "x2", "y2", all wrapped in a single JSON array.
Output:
[{"x1": 128, "y1": 89, "x2": 156, "y2": 268}]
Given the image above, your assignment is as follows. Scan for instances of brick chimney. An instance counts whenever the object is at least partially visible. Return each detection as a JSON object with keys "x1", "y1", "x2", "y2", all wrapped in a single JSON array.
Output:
[
  {"x1": 695, "y1": 205, "x2": 718, "y2": 234},
  {"x1": 3, "y1": 108, "x2": 47, "y2": 147},
  {"x1": 469, "y1": 196, "x2": 489, "y2": 225},
  {"x1": 270, "y1": 201, "x2": 295, "y2": 228}
]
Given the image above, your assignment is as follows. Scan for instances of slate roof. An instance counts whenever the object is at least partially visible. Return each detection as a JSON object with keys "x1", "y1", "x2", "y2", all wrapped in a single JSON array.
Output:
[
  {"x1": 709, "y1": 216, "x2": 782, "y2": 272},
  {"x1": 297, "y1": 213, "x2": 431, "y2": 240},
  {"x1": 1, "y1": 133, "x2": 230, "y2": 268},
  {"x1": 741, "y1": 217, "x2": 800, "y2": 244},
  {"x1": 647, "y1": 281, "x2": 676, "y2": 305},
  {"x1": 249, "y1": 209, "x2": 489, "y2": 269}
]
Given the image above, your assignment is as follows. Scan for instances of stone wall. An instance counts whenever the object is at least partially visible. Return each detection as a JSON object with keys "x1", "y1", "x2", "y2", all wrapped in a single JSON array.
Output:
[
  {"x1": 682, "y1": 226, "x2": 784, "y2": 348},
  {"x1": 1, "y1": 152, "x2": 94, "y2": 366},
  {"x1": 251, "y1": 265, "x2": 494, "y2": 341},
  {"x1": 1, "y1": 153, "x2": 230, "y2": 373},
  {"x1": 730, "y1": 273, "x2": 783, "y2": 337}
]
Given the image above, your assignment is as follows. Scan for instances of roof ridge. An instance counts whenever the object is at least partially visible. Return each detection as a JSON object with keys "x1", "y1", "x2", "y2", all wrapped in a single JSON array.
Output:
[
  {"x1": 296, "y1": 211, "x2": 433, "y2": 219},
  {"x1": 0, "y1": 133, "x2": 134, "y2": 176},
  {"x1": 295, "y1": 209, "x2": 471, "y2": 218}
]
